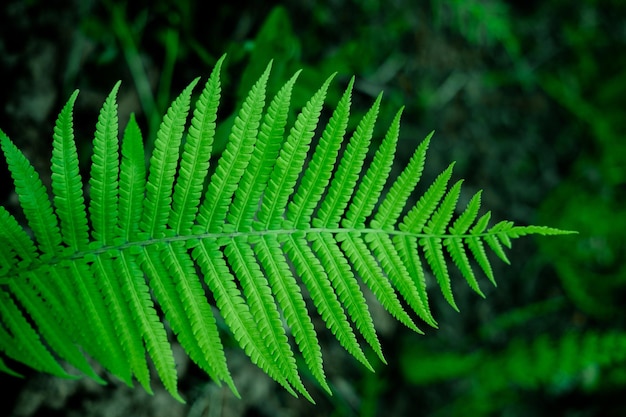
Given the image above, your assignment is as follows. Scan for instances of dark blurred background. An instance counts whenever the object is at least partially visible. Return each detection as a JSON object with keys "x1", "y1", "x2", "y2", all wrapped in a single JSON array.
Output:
[{"x1": 1, "y1": 0, "x2": 625, "y2": 416}]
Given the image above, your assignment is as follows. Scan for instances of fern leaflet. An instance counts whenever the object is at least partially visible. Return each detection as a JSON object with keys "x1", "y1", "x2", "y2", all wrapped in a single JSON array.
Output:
[{"x1": 0, "y1": 56, "x2": 574, "y2": 402}]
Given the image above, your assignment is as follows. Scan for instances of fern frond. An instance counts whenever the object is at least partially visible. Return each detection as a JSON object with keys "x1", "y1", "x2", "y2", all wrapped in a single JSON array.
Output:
[
  {"x1": 131, "y1": 248, "x2": 182, "y2": 402},
  {"x1": 400, "y1": 162, "x2": 455, "y2": 233},
  {"x1": 141, "y1": 78, "x2": 199, "y2": 237},
  {"x1": 0, "y1": 206, "x2": 38, "y2": 266},
  {"x1": 371, "y1": 233, "x2": 436, "y2": 327},
  {"x1": 444, "y1": 236, "x2": 484, "y2": 297},
  {"x1": 68, "y1": 259, "x2": 132, "y2": 385},
  {"x1": 287, "y1": 77, "x2": 354, "y2": 228},
  {"x1": 197, "y1": 62, "x2": 272, "y2": 233},
  {"x1": 229, "y1": 70, "x2": 300, "y2": 231},
  {"x1": 118, "y1": 113, "x2": 146, "y2": 241},
  {"x1": 314, "y1": 232, "x2": 385, "y2": 363},
  {"x1": 51, "y1": 90, "x2": 89, "y2": 251},
  {"x1": 314, "y1": 92, "x2": 382, "y2": 228},
  {"x1": 170, "y1": 56, "x2": 224, "y2": 235},
  {"x1": 90, "y1": 81, "x2": 121, "y2": 244},
  {"x1": 0, "y1": 289, "x2": 69, "y2": 378},
  {"x1": 420, "y1": 180, "x2": 464, "y2": 310},
  {"x1": 1, "y1": 130, "x2": 62, "y2": 256},
  {"x1": 193, "y1": 239, "x2": 295, "y2": 396},
  {"x1": 343, "y1": 107, "x2": 403, "y2": 228},
  {"x1": 92, "y1": 253, "x2": 151, "y2": 391},
  {"x1": 468, "y1": 211, "x2": 497, "y2": 285},
  {"x1": 257, "y1": 74, "x2": 334, "y2": 230},
  {"x1": 227, "y1": 237, "x2": 311, "y2": 401},
  {"x1": 162, "y1": 242, "x2": 236, "y2": 394},
  {"x1": 8, "y1": 278, "x2": 99, "y2": 380},
  {"x1": 450, "y1": 190, "x2": 483, "y2": 235},
  {"x1": 371, "y1": 131, "x2": 433, "y2": 229},
  {"x1": 284, "y1": 235, "x2": 373, "y2": 371},
  {"x1": 341, "y1": 232, "x2": 420, "y2": 333},
  {"x1": 0, "y1": 57, "x2": 574, "y2": 403},
  {"x1": 254, "y1": 235, "x2": 330, "y2": 394}
]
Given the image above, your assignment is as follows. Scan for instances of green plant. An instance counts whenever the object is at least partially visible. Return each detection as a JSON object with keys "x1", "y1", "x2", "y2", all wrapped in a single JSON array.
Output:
[
  {"x1": 431, "y1": 0, "x2": 519, "y2": 54},
  {"x1": 402, "y1": 329, "x2": 626, "y2": 416},
  {"x1": 535, "y1": 2, "x2": 626, "y2": 322},
  {"x1": 0, "y1": 55, "x2": 571, "y2": 403}
]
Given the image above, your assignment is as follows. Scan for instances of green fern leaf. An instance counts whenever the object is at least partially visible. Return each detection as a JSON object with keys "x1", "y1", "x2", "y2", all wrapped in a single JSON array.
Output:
[
  {"x1": 118, "y1": 113, "x2": 146, "y2": 241},
  {"x1": 445, "y1": 190, "x2": 485, "y2": 296},
  {"x1": 94, "y1": 253, "x2": 151, "y2": 392},
  {"x1": 401, "y1": 162, "x2": 455, "y2": 234},
  {"x1": 228, "y1": 237, "x2": 312, "y2": 400},
  {"x1": 160, "y1": 242, "x2": 237, "y2": 394},
  {"x1": 314, "y1": 232, "x2": 384, "y2": 362},
  {"x1": 141, "y1": 78, "x2": 199, "y2": 237},
  {"x1": 371, "y1": 233, "x2": 436, "y2": 326},
  {"x1": 0, "y1": 206, "x2": 38, "y2": 266},
  {"x1": 420, "y1": 180, "x2": 464, "y2": 310},
  {"x1": 9, "y1": 278, "x2": 101, "y2": 381},
  {"x1": 254, "y1": 235, "x2": 330, "y2": 394},
  {"x1": 90, "y1": 81, "x2": 121, "y2": 244},
  {"x1": 0, "y1": 289, "x2": 69, "y2": 378},
  {"x1": 197, "y1": 62, "x2": 271, "y2": 233},
  {"x1": 51, "y1": 90, "x2": 89, "y2": 251},
  {"x1": 257, "y1": 74, "x2": 334, "y2": 230},
  {"x1": 287, "y1": 77, "x2": 354, "y2": 228},
  {"x1": 0, "y1": 56, "x2": 575, "y2": 403},
  {"x1": 344, "y1": 107, "x2": 403, "y2": 228},
  {"x1": 170, "y1": 56, "x2": 224, "y2": 235},
  {"x1": 229, "y1": 70, "x2": 300, "y2": 231},
  {"x1": 314, "y1": 92, "x2": 382, "y2": 228},
  {"x1": 449, "y1": 190, "x2": 483, "y2": 235},
  {"x1": 0, "y1": 130, "x2": 62, "y2": 256},
  {"x1": 193, "y1": 239, "x2": 296, "y2": 396},
  {"x1": 137, "y1": 247, "x2": 184, "y2": 401},
  {"x1": 391, "y1": 235, "x2": 432, "y2": 329},
  {"x1": 342, "y1": 232, "x2": 420, "y2": 333},
  {"x1": 284, "y1": 235, "x2": 373, "y2": 371},
  {"x1": 371, "y1": 131, "x2": 432, "y2": 229}
]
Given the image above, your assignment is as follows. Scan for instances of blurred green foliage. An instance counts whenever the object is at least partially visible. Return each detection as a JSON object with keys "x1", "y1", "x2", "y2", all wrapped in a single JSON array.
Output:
[
  {"x1": 402, "y1": 330, "x2": 626, "y2": 415},
  {"x1": 535, "y1": 1, "x2": 626, "y2": 328}
]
